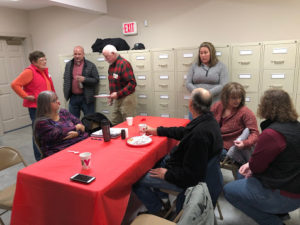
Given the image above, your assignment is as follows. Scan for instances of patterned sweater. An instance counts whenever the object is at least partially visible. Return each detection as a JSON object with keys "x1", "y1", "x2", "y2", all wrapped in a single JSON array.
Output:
[
  {"x1": 211, "y1": 101, "x2": 259, "y2": 150},
  {"x1": 35, "y1": 109, "x2": 88, "y2": 157}
]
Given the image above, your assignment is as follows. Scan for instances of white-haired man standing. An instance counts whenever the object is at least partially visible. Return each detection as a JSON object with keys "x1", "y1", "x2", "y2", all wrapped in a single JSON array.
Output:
[{"x1": 102, "y1": 44, "x2": 137, "y2": 125}]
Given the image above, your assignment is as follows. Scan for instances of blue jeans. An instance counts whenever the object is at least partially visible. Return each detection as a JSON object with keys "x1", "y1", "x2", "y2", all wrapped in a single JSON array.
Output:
[
  {"x1": 220, "y1": 148, "x2": 227, "y2": 161},
  {"x1": 28, "y1": 108, "x2": 41, "y2": 161},
  {"x1": 133, "y1": 155, "x2": 183, "y2": 213},
  {"x1": 69, "y1": 94, "x2": 95, "y2": 118},
  {"x1": 224, "y1": 177, "x2": 300, "y2": 225}
]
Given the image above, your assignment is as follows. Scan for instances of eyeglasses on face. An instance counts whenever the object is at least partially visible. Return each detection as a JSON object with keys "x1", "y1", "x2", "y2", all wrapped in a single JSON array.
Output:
[{"x1": 38, "y1": 57, "x2": 47, "y2": 62}]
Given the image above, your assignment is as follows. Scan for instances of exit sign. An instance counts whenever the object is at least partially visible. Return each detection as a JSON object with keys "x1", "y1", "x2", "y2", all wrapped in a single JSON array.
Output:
[{"x1": 122, "y1": 22, "x2": 137, "y2": 36}]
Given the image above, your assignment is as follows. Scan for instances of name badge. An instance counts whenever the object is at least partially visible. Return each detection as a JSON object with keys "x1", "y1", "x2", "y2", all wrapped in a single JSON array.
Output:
[{"x1": 113, "y1": 73, "x2": 118, "y2": 79}]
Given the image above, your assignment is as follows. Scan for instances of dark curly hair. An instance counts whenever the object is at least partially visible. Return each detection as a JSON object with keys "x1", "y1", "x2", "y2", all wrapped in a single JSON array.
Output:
[
  {"x1": 220, "y1": 82, "x2": 245, "y2": 109},
  {"x1": 258, "y1": 89, "x2": 298, "y2": 122},
  {"x1": 197, "y1": 42, "x2": 218, "y2": 67}
]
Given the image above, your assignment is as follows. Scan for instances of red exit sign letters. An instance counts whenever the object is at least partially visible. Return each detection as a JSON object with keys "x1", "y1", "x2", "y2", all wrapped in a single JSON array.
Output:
[{"x1": 122, "y1": 22, "x2": 137, "y2": 35}]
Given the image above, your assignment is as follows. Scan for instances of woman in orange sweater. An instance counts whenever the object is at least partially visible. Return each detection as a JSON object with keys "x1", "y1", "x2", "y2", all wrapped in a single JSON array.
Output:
[{"x1": 11, "y1": 51, "x2": 55, "y2": 161}]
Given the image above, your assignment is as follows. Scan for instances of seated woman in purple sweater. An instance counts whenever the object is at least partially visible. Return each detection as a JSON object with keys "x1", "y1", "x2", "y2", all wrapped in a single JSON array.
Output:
[{"x1": 34, "y1": 91, "x2": 88, "y2": 158}]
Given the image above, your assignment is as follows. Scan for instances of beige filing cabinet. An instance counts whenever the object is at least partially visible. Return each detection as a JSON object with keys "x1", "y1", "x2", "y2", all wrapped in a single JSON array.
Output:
[
  {"x1": 130, "y1": 50, "x2": 153, "y2": 116},
  {"x1": 215, "y1": 44, "x2": 231, "y2": 78},
  {"x1": 152, "y1": 49, "x2": 176, "y2": 118},
  {"x1": 88, "y1": 52, "x2": 113, "y2": 121},
  {"x1": 231, "y1": 43, "x2": 262, "y2": 114},
  {"x1": 262, "y1": 40, "x2": 298, "y2": 100},
  {"x1": 175, "y1": 47, "x2": 198, "y2": 118}
]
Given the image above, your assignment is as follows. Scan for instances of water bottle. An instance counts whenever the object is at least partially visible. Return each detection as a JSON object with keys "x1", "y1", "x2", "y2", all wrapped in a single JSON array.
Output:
[{"x1": 101, "y1": 119, "x2": 111, "y2": 142}]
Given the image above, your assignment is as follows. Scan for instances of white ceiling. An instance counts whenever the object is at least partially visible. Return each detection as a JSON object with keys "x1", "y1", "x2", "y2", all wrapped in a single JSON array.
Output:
[
  {"x1": 0, "y1": 0, "x2": 107, "y2": 13},
  {"x1": 0, "y1": 0, "x2": 53, "y2": 10}
]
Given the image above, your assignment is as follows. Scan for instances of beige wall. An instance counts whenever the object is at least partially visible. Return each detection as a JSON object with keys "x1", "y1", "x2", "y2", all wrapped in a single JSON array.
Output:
[
  {"x1": 2, "y1": 0, "x2": 300, "y2": 100},
  {"x1": 0, "y1": 7, "x2": 29, "y2": 37}
]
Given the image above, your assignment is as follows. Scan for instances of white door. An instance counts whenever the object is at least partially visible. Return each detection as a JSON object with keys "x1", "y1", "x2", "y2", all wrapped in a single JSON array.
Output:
[{"x1": 0, "y1": 40, "x2": 31, "y2": 132}]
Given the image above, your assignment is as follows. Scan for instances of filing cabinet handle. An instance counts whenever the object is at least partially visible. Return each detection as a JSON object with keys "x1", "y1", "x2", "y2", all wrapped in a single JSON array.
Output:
[
  {"x1": 100, "y1": 84, "x2": 106, "y2": 87},
  {"x1": 159, "y1": 103, "x2": 169, "y2": 107},
  {"x1": 137, "y1": 65, "x2": 145, "y2": 67},
  {"x1": 98, "y1": 66, "x2": 105, "y2": 69},
  {"x1": 271, "y1": 60, "x2": 284, "y2": 64},
  {"x1": 138, "y1": 103, "x2": 147, "y2": 105},
  {"x1": 138, "y1": 84, "x2": 146, "y2": 87},
  {"x1": 159, "y1": 84, "x2": 168, "y2": 87},
  {"x1": 182, "y1": 63, "x2": 192, "y2": 66},
  {"x1": 269, "y1": 84, "x2": 283, "y2": 88},
  {"x1": 238, "y1": 61, "x2": 250, "y2": 65},
  {"x1": 159, "y1": 64, "x2": 168, "y2": 67},
  {"x1": 243, "y1": 84, "x2": 250, "y2": 88}
]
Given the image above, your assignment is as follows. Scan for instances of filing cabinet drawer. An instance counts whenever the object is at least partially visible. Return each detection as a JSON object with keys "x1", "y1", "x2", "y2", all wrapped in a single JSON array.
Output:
[
  {"x1": 96, "y1": 97, "x2": 110, "y2": 108},
  {"x1": 176, "y1": 71, "x2": 190, "y2": 93},
  {"x1": 175, "y1": 48, "x2": 198, "y2": 71},
  {"x1": 264, "y1": 43, "x2": 297, "y2": 69},
  {"x1": 231, "y1": 69, "x2": 260, "y2": 92},
  {"x1": 153, "y1": 71, "x2": 175, "y2": 92},
  {"x1": 119, "y1": 51, "x2": 130, "y2": 62},
  {"x1": 153, "y1": 110, "x2": 176, "y2": 118},
  {"x1": 262, "y1": 69, "x2": 295, "y2": 94},
  {"x1": 177, "y1": 109, "x2": 189, "y2": 119},
  {"x1": 98, "y1": 82, "x2": 109, "y2": 93},
  {"x1": 136, "y1": 109, "x2": 152, "y2": 117},
  {"x1": 98, "y1": 74, "x2": 109, "y2": 92},
  {"x1": 177, "y1": 93, "x2": 191, "y2": 108},
  {"x1": 232, "y1": 45, "x2": 261, "y2": 70},
  {"x1": 89, "y1": 53, "x2": 109, "y2": 73},
  {"x1": 130, "y1": 51, "x2": 151, "y2": 71},
  {"x1": 216, "y1": 45, "x2": 231, "y2": 69},
  {"x1": 136, "y1": 92, "x2": 153, "y2": 112},
  {"x1": 177, "y1": 93, "x2": 191, "y2": 119},
  {"x1": 244, "y1": 93, "x2": 259, "y2": 116},
  {"x1": 152, "y1": 50, "x2": 174, "y2": 71},
  {"x1": 135, "y1": 72, "x2": 153, "y2": 92},
  {"x1": 154, "y1": 92, "x2": 176, "y2": 111}
]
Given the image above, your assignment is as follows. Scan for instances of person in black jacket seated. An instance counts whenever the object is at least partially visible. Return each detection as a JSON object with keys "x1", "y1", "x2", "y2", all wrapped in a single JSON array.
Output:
[{"x1": 133, "y1": 88, "x2": 223, "y2": 216}]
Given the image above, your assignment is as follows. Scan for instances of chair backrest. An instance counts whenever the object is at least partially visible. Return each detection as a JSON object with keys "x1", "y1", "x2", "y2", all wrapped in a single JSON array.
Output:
[
  {"x1": 177, "y1": 183, "x2": 216, "y2": 225},
  {"x1": 205, "y1": 155, "x2": 223, "y2": 207},
  {"x1": 81, "y1": 112, "x2": 113, "y2": 135},
  {"x1": 0, "y1": 146, "x2": 27, "y2": 171}
]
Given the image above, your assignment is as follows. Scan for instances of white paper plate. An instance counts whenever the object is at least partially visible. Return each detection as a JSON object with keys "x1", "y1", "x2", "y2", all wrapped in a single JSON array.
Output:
[
  {"x1": 94, "y1": 94, "x2": 110, "y2": 98},
  {"x1": 127, "y1": 136, "x2": 152, "y2": 147}
]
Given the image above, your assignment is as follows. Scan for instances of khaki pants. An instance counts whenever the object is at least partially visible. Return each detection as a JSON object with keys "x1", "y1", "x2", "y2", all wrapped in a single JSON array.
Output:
[{"x1": 111, "y1": 93, "x2": 136, "y2": 125}]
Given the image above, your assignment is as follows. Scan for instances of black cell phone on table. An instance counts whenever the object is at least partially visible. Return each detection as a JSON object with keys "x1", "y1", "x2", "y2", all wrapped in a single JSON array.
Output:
[{"x1": 70, "y1": 173, "x2": 96, "y2": 184}]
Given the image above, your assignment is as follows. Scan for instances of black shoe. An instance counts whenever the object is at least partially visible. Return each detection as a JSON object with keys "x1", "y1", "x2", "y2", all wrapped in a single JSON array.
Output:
[
  {"x1": 162, "y1": 200, "x2": 171, "y2": 212},
  {"x1": 153, "y1": 207, "x2": 170, "y2": 217},
  {"x1": 277, "y1": 213, "x2": 290, "y2": 221}
]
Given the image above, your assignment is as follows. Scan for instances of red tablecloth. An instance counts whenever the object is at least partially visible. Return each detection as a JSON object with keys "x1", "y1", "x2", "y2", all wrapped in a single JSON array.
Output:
[{"x1": 11, "y1": 116, "x2": 189, "y2": 225}]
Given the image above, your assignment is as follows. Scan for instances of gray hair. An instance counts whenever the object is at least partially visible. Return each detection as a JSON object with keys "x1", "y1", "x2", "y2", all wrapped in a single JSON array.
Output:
[
  {"x1": 102, "y1": 44, "x2": 117, "y2": 54},
  {"x1": 36, "y1": 91, "x2": 57, "y2": 119},
  {"x1": 34, "y1": 90, "x2": 57, "y2": 151}
]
